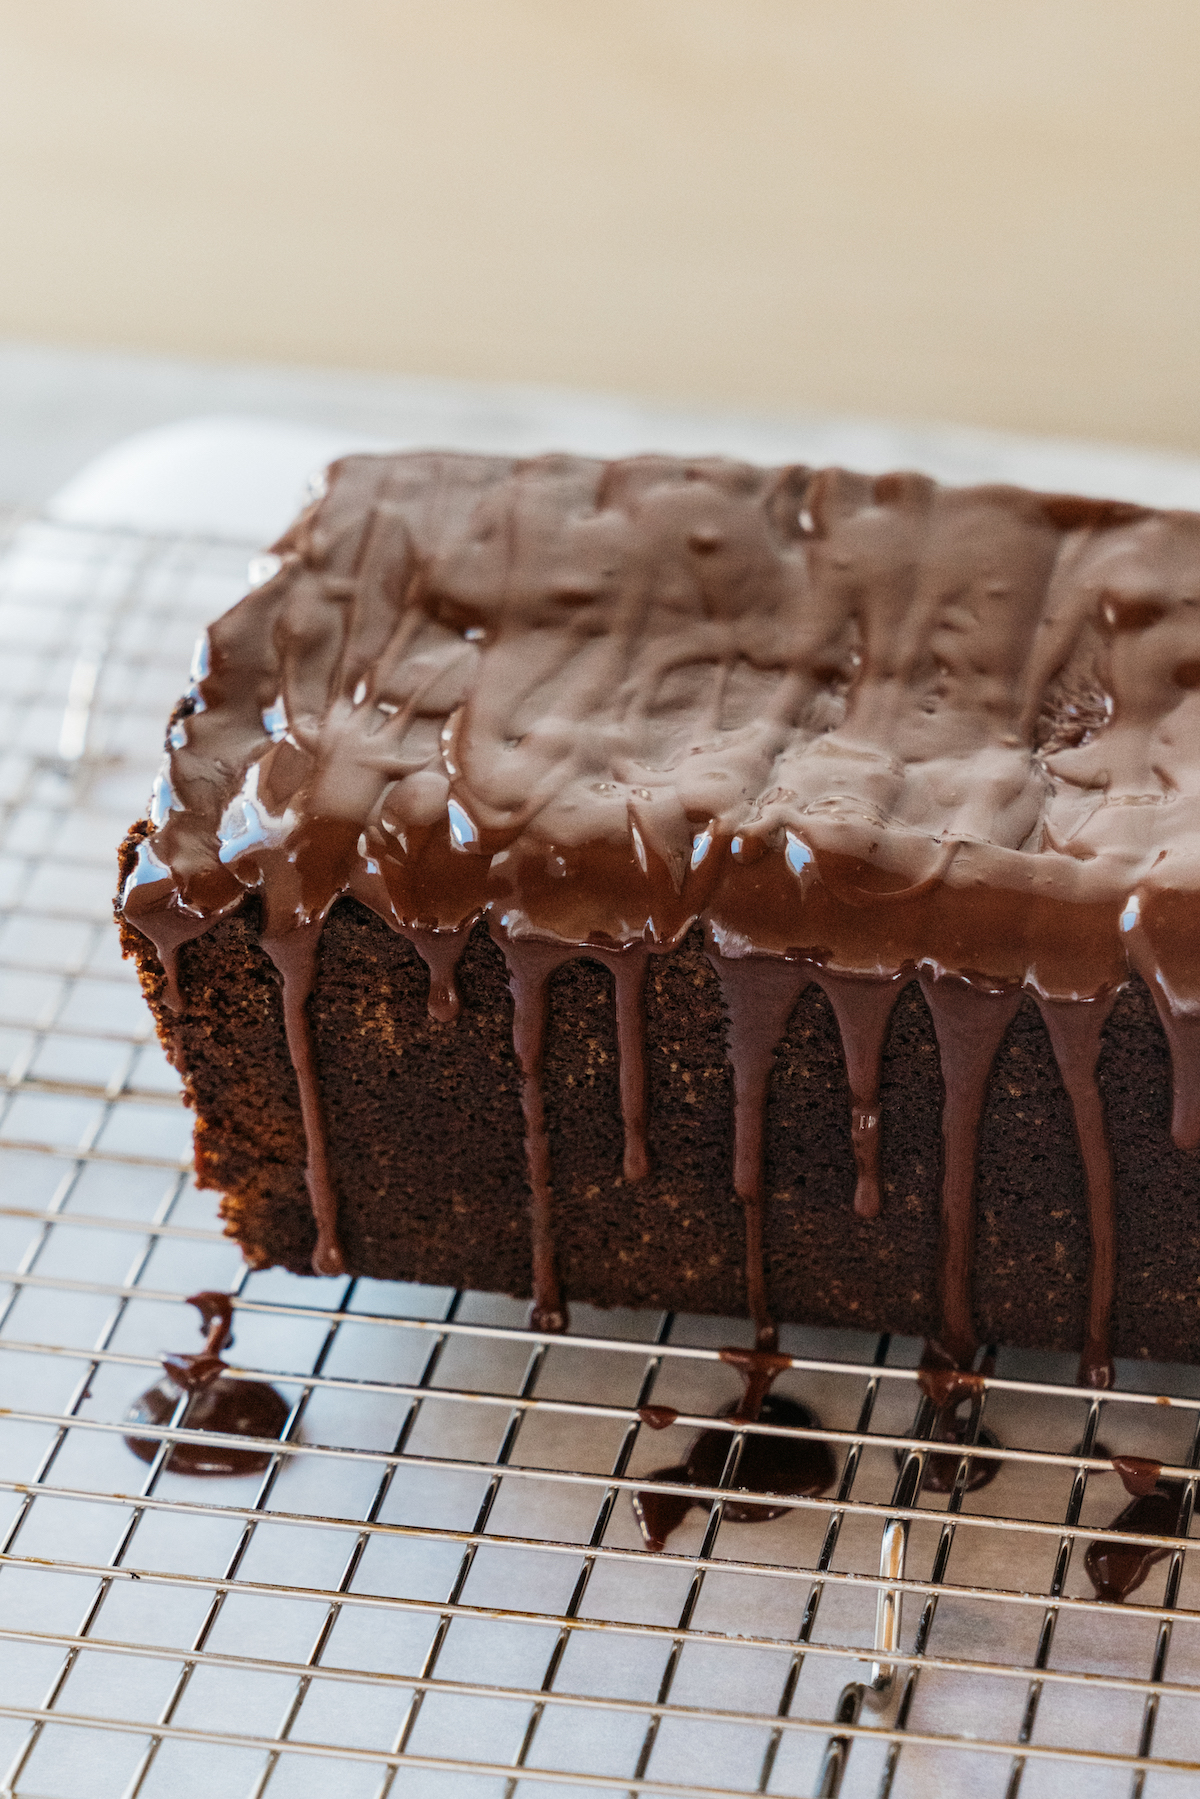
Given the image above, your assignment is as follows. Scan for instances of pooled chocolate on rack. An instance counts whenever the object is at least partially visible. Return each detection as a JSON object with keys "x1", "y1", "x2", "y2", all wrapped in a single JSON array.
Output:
[
  {"x1": 125, "y1": 1290, "x2": 289, "y2": 1476},
  {"x1": 117, "y1": 452, "x2": 1200, "y2": 1377},
  {"x1": 632, "y1": 1347, "x2": 836, "y2": 1553},
  {"x1": 1085, "y1": 1455, "x2": 1191, "y2": 1605}
]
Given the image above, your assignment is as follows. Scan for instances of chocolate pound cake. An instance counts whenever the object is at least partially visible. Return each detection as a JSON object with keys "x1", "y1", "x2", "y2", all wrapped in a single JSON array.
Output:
[{"x1": 117, "y1": 452, "x2": 1200, "y2": 1383}]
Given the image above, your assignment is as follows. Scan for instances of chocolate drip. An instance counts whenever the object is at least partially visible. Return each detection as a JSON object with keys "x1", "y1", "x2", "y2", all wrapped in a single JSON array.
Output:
[
  {"x1": 632, "y1": 1348, "x2": 834, "y2": 1552},
  {"x1": 497, "y1": 933, "x2": 575, "y2": 1332},
  {"x1": 595, "y1": 945, "x2": 652, "y2": 1182},
  {"x1": 1127, "y1": 938, "x2": 1200, "y2": 1151},
  {"x1": 919, "y1": 975, "x2": 1022, "y2": 1369},
  {"x1": 1112, "y1": 1453, "x2": 1163, "y2": 1497},
  {"x1": 638, "y1": 1405, "x2": 679, "y2": 1430},
  {"x1": 916, "y1": 1347, "x2": 987, "y2": 1412},
  {"x1": 261, "y1": 925, "x2": 346, "y2": 1277},
  {"x1": 1154, "y1": 1007, "x2": 1200, "y2": 1154},
  {"x1": 124, "y1": 1289, "x2": 290, "y2": 1476},
  {"x1": 1035, "y1": 993, "x2": 1120, "y2": 1388},
  {"x1": 406, "y1": 921, "x2": 474, "y2": 1023},
  {"x1": 1085, "y1": 1478, "x2": 1186, "y2": 1603},
  {"x1": 1121, "y1": 875, "x2": 1200, "y2": 1152},
  {"x1": 719, "y1": 1343, "x2": 795, "y2": 1419},
  {"x1": 813, "y1": 970, "x2": 905, "y2": 1219},
  {"x1": 909, "y1": 1348, "x2": 1000, "y2": 1492},
  {"x1": 187, "y1": 1288, "x2": 234, "y2": 1347},
  {"x1": 707, "y1": 953, "x2": 810, "y2": 1350},
  {"x1": 121, "y1": 868, "x2": 232, "y2": 1018},
  {"x1": 130, "y1": 915, "x2": 191, "y2": 1016}
]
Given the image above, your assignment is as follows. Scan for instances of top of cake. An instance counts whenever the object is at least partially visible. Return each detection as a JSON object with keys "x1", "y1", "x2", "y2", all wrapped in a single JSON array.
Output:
[{"x1": 124, "y1": 449, "x2": 1200, "y2": 1002}]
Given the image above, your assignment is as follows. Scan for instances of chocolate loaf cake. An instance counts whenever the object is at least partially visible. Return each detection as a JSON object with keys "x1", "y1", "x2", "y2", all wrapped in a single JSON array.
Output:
[{"x1": 117, "y1": 451, "x2": 1200, "y2": 1384}]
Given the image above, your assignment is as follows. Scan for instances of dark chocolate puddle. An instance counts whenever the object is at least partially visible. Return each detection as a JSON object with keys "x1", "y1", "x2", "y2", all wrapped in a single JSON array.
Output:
[
  {"x1": 1083, "y1": 1454, "x2": 1190, "y2": 1603},
  {"x1": 1085, "y1": 1478, "x2": 1186, "y2": 1604},
  {"x1": 631, "y1": 1350, "x2": 836, "y2": 1552},
  {"x1": 124, "y1": 1289, "x2": 290, "y2": 1476}
]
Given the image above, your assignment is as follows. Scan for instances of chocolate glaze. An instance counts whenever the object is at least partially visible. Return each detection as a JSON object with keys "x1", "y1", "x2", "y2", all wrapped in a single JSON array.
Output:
[
  {"x1": 632, "y1": 1350, "x2": 836, "y2": 1551},
  {"x1": 1085, "y1": 1476, "x2": 1186, "y2": 1603},
  {"x1": 1036, "y1": 994, "x2": 1119, "y2": 1387},
  {"x1": 587, "y1": 942, "x2": 653, "y2": 1182},
  {"x1": 119, "y1": 453, "x2": 1200, "y2": 1368},
  {"x1": 264, "y1": 926, "x2": 345, "y2": 1277},
  {"x1": 909, "y1": 1346, "x2": 1001, "y2": 1491},
  {"x1": 186, "y1": 1289, "x2": 234, "y2": 1342},
  {"x1": 718, "y1": 1343, "x2": 795, "y2": 1418},
  {"x1": 708, "y1": 958, "x2": 807, "y2": 1349},
  {"x1": 638, "y1": 1405, "x2": 679, "y2": 1430},
  {"x1": 499, "y1": 934, "x2": 574, "y2": 1331},
  {"x1": 811, "y1": 969, "x2": 905, "y2": 1219},
  {"x1": 919, "y1": 977, "x2": 1022, "y2": 1371},
  {"x1": 124, "y1": 1289, "x2": 290, "y2": 1476},
  {"x1": 916, "y1": 1345, "x2": 988, "y2": 1412}
]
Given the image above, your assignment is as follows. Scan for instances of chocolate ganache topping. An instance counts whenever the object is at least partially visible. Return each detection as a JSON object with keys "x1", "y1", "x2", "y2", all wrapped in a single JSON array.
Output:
[{"x1": 120, "y1": 452, "x2": 1200, "y2": 1380}]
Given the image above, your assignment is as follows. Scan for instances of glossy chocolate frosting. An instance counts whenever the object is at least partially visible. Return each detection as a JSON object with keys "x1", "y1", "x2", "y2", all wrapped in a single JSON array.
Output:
[{"x1": 119, "y1": 451, "x2": 1200, "y2": 1381}]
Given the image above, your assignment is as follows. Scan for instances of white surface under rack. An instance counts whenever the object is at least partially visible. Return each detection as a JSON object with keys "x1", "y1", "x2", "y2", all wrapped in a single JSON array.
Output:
[{"x1": 1, "y1": 460, "x2": 1200, "y2": 1798}]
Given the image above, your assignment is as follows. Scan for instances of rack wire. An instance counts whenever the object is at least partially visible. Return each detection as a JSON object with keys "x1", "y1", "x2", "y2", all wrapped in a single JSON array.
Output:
[{"x1": 0, "y1": 506, "x2": 1199, "y2": 1799}]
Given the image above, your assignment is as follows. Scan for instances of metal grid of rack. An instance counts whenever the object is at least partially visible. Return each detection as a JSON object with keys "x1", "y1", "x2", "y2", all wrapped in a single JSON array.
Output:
[{"x1": 1, "y1": 509, "x2": 1199, "y2": 1799}]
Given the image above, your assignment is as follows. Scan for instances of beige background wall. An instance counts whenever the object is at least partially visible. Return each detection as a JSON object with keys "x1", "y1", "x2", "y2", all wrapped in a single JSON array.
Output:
[{"x1": 2, "y1": 1, "x2": 1199, "y2": 451}]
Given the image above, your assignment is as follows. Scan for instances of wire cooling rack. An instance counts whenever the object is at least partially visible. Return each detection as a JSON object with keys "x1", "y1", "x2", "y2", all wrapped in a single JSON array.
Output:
[{"x1": 1, "y1": 509, "x2": 1200, "y2": 1799}]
